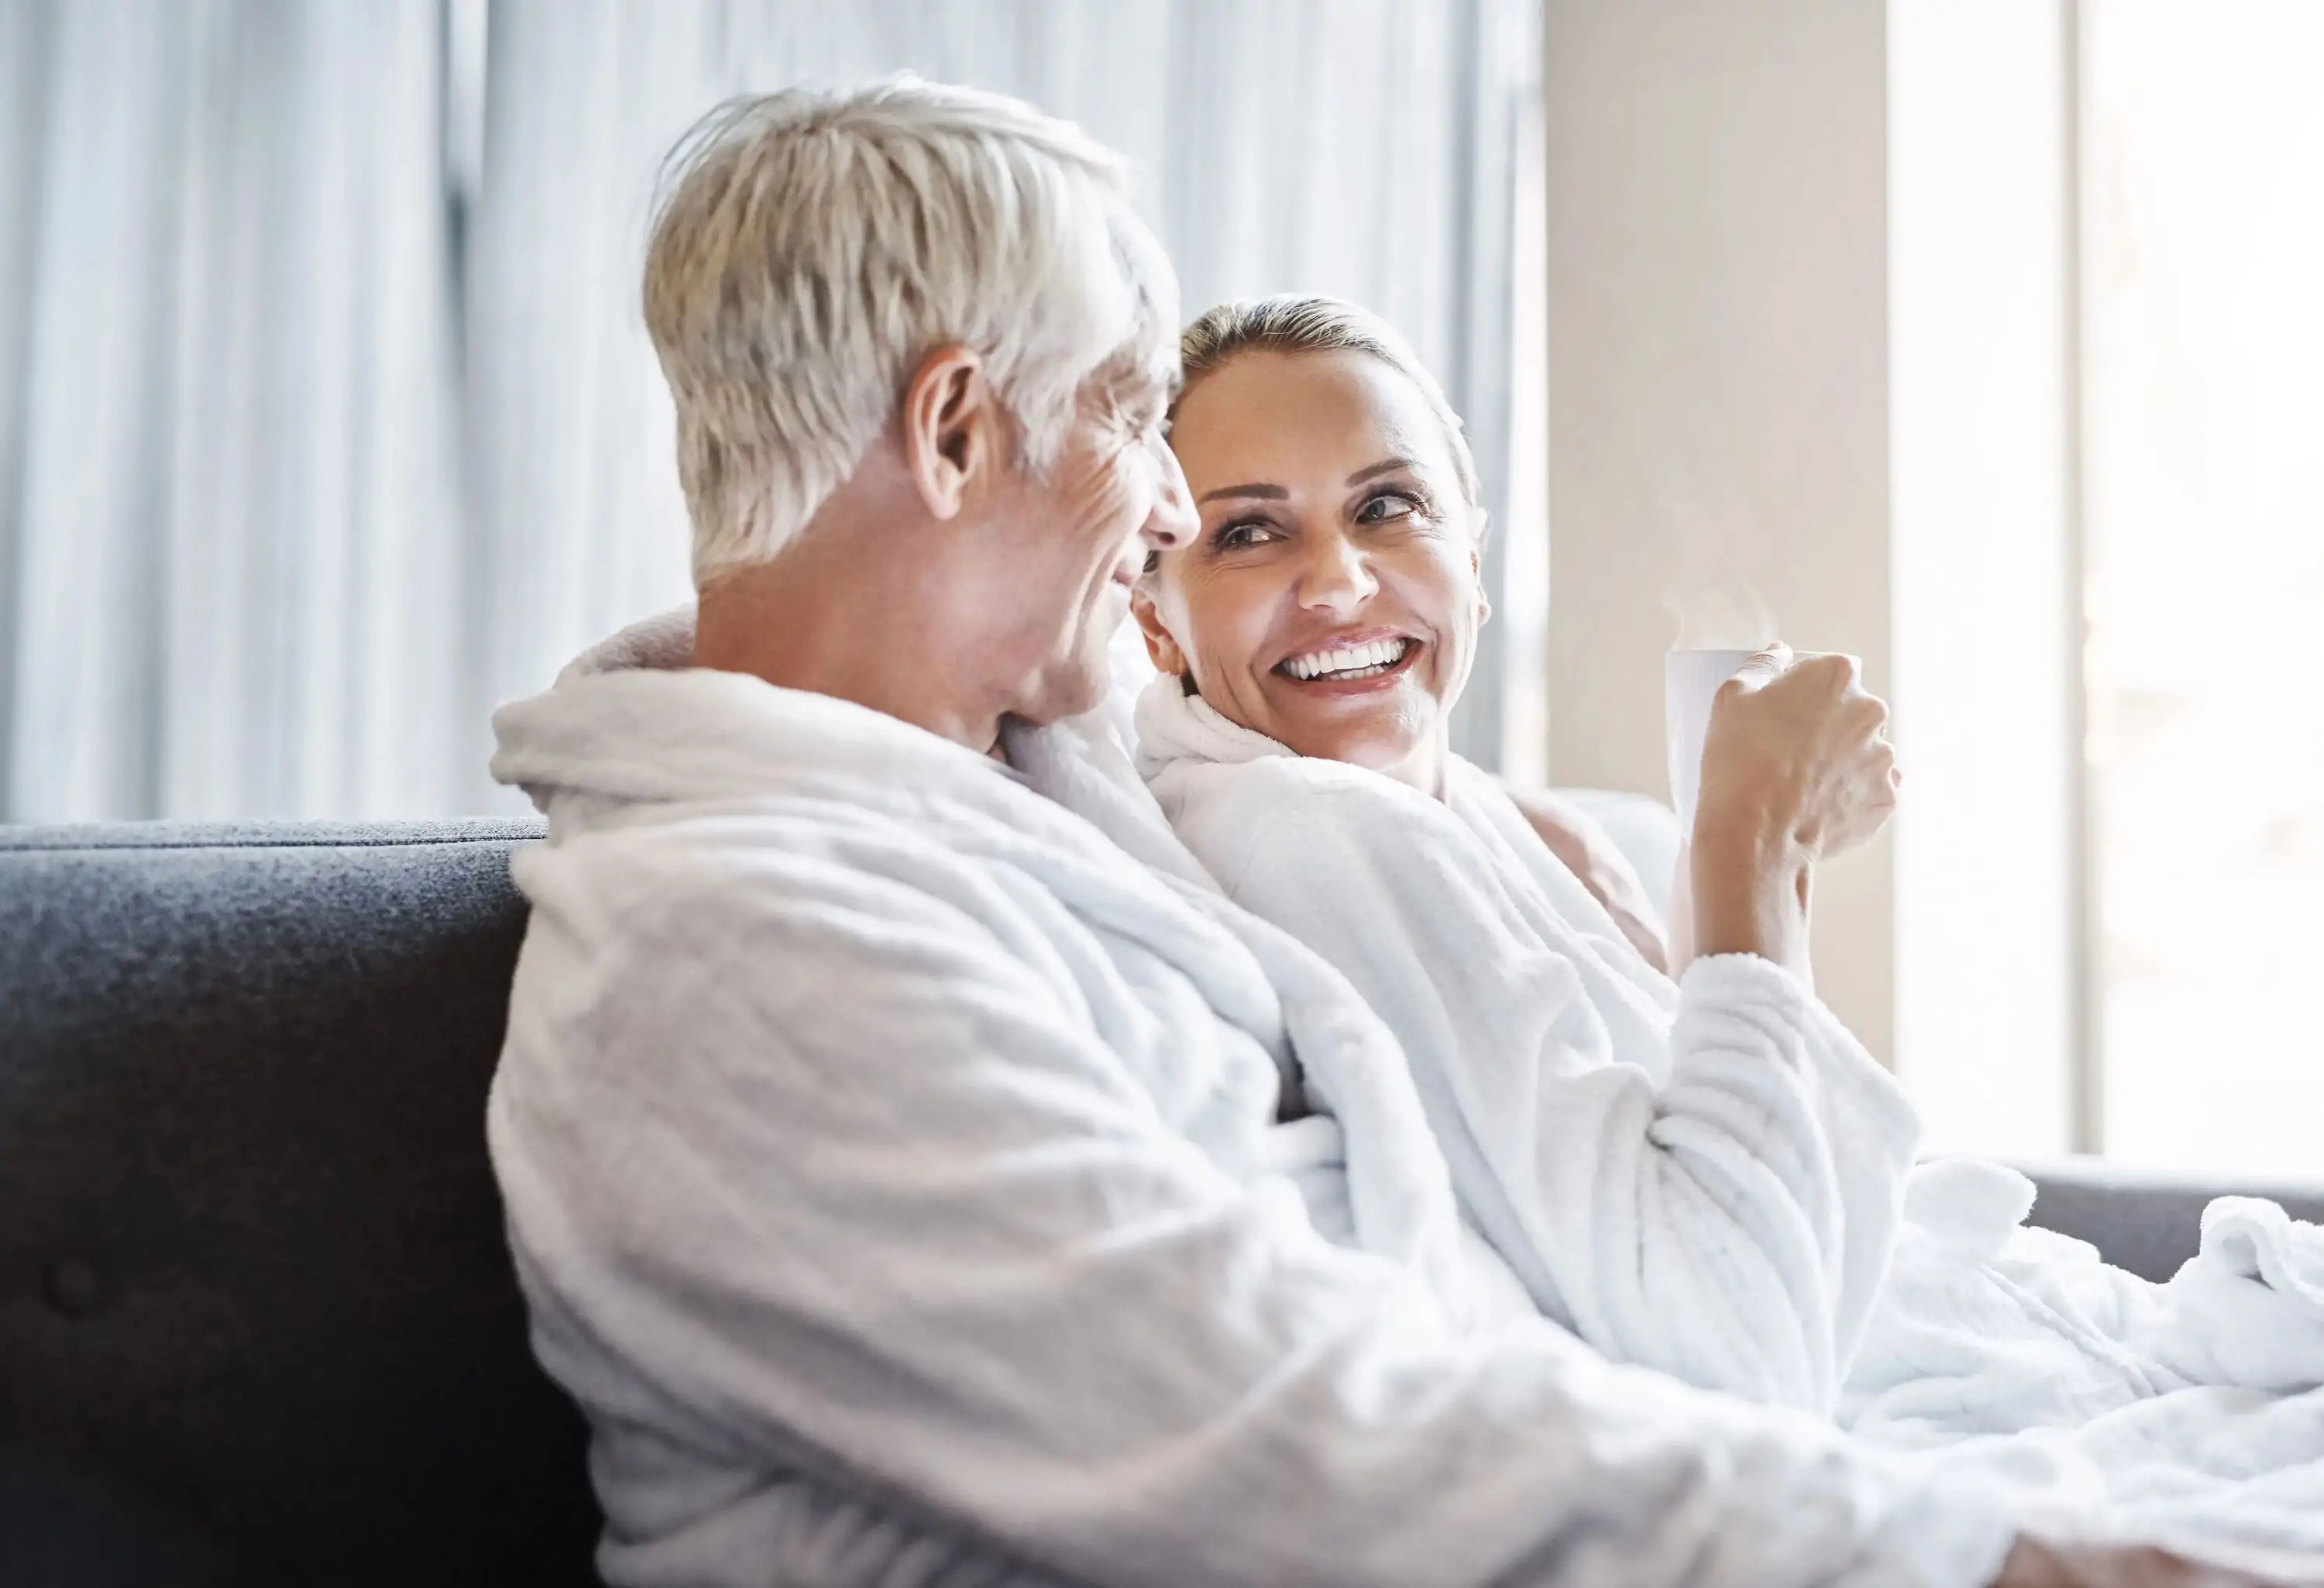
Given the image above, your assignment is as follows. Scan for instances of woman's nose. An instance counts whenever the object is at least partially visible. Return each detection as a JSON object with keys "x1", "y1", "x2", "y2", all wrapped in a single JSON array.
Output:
[
  {"x1": 1141, "y1": 435, "x2": 1197, "y2": 551},
  {"x1": 1296, "y1": 531, "x2": 1376, "y2": 613}
]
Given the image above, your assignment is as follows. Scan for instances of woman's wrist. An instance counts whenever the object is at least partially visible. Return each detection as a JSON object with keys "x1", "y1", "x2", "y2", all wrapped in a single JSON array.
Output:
[{"x1": 1687, "y1": 806, "x2": 1813, "y2": 978}]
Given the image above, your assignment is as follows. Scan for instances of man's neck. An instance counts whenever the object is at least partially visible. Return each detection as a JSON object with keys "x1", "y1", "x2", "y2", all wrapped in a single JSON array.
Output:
[{"x1": 694, "y1": 533, "x2": 1009, "y2": 757}]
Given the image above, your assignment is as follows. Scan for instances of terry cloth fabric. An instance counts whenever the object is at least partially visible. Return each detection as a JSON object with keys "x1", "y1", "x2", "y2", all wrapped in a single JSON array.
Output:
[
  {"x1": 1136, "y1": 673, "x2": 1923, "y2": 1415},
  {"x1": 480, "y1": 610, "x2": 2020, "y2": 1588},
  {"x1": 1135, "y1": 672, "x2": 2324, "y2": 1571}
]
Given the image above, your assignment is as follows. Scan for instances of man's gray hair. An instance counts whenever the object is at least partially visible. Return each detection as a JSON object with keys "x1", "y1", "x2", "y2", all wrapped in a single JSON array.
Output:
[{"x1": 645, "y1": 76, "x2": 1179, "y2": 583}]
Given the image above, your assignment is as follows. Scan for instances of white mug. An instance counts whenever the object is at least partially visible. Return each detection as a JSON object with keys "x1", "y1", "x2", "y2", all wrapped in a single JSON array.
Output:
[
  {"x1": 1663, "y1": 648, "x2": 1764, "y2": 833},
  {"x1": 1665, "y1": 648, "x2": 1859, "y2": 830}
]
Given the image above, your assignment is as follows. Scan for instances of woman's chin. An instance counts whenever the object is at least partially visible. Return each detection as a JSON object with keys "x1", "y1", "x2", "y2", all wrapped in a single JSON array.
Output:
[{"x1": 1270, "y1": 702, "x2": 1435, "y2": 775}]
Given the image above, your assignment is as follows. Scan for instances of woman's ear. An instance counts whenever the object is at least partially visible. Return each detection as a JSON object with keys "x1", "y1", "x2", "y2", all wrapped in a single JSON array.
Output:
[
  {"x1": 1129, "y1": 586, "x2": 1188, "y2": 677},
  {"x1": 900, "y1": 343, "x2": 993, "y2": 521}
]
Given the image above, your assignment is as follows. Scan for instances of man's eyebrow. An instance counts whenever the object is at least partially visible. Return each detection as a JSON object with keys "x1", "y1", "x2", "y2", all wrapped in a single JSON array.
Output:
[
  {"x1": 1197, "y1": 483, "x2": 1289, "y2": 504},
  {"x1": 1346, "y1": 457, "x2": 1422, "y2": 486}
]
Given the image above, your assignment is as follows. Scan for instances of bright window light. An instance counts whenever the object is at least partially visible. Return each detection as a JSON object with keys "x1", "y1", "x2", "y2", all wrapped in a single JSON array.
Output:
[
  {"x1": 2082, "y1": 0, "x2": 2324, "y2": 1175},
  {"x1": 1888, "y1": 0, "x2": 2076, "y2": 1159}
]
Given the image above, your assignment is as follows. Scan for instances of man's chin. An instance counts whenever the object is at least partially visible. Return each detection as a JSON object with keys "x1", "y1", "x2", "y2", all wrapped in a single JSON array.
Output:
[{"x1": 1010, "y1": 659, "x2": 1112, "y2": 729}]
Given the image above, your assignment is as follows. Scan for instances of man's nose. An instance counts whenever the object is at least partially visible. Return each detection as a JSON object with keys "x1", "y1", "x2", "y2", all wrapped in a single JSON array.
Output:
[
  {"x1": 1140, "y1": 435, "x2": 1197, "y2": 550},
  {"x1": 1296, "y1": 530, "x2": 1376, "y2": 613}
]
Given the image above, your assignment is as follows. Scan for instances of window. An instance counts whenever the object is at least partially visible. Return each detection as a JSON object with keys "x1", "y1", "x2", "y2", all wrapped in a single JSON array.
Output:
[
  {"x1": 2081, "y1": 0, "x2": 2324, "y2": 1174},
  {"x1": 1893, "y1": 0, "x2": 2322, "y2": 1174}
]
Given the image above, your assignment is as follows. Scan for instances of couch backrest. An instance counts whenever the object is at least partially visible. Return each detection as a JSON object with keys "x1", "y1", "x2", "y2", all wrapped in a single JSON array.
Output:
[{"x1": 0, "y1": 820, "x2": 599, "y2": 1588}]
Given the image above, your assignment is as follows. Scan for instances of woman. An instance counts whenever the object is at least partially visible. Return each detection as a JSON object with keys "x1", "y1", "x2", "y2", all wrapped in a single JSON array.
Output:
[
  {"x1": 1130, "y1": 294, "x2": 2324, "y2": 1556},
  {"x1": 1132, "y1": 293, "x2": 1917, "y2": 1414}
]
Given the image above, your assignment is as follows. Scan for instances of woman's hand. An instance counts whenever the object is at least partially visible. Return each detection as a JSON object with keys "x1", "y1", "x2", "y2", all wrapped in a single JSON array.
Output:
[
  {"x1": 1993, "y1": 1537, "x2": 2317, "y2": 1588},
  {"x1": 1686, "y1": 645, "x2": 1899, "y2": 975},
  {"x1": 1501, "y1": 785, "x2": 1672, "y2": 974},
  {"x1": 1697, "y1": 646, "x2": 1899, "y2": 861}
]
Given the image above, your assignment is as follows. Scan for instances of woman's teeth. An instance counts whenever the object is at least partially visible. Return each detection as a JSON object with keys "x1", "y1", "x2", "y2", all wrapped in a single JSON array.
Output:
[{"x1": 1281, "y1": 638, "x2": 1413, "y2": 682}]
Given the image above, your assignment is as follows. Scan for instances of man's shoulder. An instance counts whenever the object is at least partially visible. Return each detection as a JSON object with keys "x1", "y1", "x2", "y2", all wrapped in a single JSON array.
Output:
[
  {"x1": 514, "y1": 801, "x2": 1043, "y2": 977},
  {"x1": 495, "y1": 805, "x2": 1085, "y2": 1126}
]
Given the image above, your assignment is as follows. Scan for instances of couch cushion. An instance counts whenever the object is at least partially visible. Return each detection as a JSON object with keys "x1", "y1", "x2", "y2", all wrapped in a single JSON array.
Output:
[
  {"x1": 0, "y1": 820, "x2": 597, "y2": 1588},
  {"x1": 2017, "y1": 1155, "x2": 2324, "y2": 1284}
]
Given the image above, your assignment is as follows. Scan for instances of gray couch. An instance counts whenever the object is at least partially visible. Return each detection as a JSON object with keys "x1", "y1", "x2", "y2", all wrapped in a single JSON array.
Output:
[{"x1": 5, "y1": 819, "x2": 2320, "y2": 1587}]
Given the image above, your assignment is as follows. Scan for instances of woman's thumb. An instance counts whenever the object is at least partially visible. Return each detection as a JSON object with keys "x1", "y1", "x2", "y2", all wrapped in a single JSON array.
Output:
[{"x1": 1729, "y1": 641, "x2": 1793, "y2": 691}]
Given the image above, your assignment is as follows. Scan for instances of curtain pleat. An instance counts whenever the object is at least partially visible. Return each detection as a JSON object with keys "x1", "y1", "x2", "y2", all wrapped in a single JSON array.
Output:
[
  {"x1": 0, "y1": 0, "x2": 1539, "y2": 820},
  {"x1": 2, "y1": 0, "x2": 462, "y2": 820}
]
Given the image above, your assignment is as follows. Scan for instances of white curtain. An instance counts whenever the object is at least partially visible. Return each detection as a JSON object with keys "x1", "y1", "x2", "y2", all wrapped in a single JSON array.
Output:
[
  {"x1": 1, "y1": 0, "x2": 466, "y2": 820},
  {"x1": 0, "y1": 0, "x2": 1541, "y2": 821}
]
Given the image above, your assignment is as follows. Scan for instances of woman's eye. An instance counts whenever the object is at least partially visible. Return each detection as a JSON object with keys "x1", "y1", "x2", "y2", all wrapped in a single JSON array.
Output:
[
  {"x1": 1357, "y1": 490, "x2": 1422, "y2": 524},
  {"x1": 1212, "y1": 521, "x2": 1276, "y2": 551}
]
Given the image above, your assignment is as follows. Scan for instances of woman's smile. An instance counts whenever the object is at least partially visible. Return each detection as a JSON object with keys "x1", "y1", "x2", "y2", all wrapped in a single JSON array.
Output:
[{"x1": 1272, "y1": 629, "x2": 1423, "y2": 689}]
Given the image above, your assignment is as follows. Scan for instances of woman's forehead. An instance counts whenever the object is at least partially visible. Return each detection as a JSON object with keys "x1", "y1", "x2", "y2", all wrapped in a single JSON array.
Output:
[{"x1": 1171, "y1": 350, "x2": 1452, "y2": 490}]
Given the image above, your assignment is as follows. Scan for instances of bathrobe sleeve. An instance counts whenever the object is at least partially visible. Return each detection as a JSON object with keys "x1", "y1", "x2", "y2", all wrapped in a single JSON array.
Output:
[
  {"x1": 488, "y1": 828, "x2": 2008, "y2": 1588},
  {"x1": 1182, "y1": 765, "x2": 1923, "y2": 1417}
]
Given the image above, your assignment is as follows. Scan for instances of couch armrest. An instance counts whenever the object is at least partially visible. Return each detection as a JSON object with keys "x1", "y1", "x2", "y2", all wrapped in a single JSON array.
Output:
[{"x1": 2012, "y1": 1155, "x2": 2324, "y2": 1283}]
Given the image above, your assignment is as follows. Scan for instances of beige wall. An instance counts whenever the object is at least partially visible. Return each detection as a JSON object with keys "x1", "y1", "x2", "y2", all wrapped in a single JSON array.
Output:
[{"x1": 1539, "y1": 0, "x2": 1896, "y2": 1057}]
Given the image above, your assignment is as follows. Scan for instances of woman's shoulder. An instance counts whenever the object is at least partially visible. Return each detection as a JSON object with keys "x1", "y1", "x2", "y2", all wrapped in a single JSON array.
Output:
[
  {"x1": 1155, "y1": 751, "x2": 1456, "y2": 898},
  {"x1": 1162, "y1": 748, "x2": 1437, "y2": 830}
]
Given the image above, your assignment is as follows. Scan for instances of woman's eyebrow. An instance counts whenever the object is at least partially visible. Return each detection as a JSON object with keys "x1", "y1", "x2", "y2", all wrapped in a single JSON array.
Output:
[
  {"x1": 1346, "y1": 457, "x2": 1422, "y2": 486},
  {"x1": 1197, "y1": 482, "x2": 1289, "y2": 504}
]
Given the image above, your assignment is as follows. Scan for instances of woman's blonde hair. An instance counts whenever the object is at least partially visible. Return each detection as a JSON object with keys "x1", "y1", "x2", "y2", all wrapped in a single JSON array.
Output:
[{"x1": 1173, "y1": 294, "x2": 1481, "y2": 514}]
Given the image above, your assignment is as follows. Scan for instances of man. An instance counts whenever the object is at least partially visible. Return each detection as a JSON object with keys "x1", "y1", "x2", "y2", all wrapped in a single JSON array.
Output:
[{"x1": 486, "y1": 77, "x2": 2276, "y2": 1588}]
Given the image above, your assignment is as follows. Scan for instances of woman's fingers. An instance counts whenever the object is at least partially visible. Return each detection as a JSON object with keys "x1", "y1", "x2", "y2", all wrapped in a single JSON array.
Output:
[
  {"x1": 1868, "y1": 744, "x2": 1902, "y2": 814},
  {"x1": 1727, "y1": 641, "x2": 1794, "y2": 693}
]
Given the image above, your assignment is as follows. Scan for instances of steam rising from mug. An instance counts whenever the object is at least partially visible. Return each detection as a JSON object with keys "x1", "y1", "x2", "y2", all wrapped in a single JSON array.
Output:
[{"x1": 1662, "y1": 583, "x2": 1779, "y2": 653}]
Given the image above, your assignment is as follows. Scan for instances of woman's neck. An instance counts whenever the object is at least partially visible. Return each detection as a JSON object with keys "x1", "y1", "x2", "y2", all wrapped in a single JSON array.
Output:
[{"x1": 1381, "y1": 734, "x2": 1451, "y2": 802}]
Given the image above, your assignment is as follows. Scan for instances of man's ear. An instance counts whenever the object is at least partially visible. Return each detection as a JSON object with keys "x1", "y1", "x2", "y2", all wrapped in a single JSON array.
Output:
[
  {"x1": 1129, "y1": 585, "x2": 1188, "y2": 676},
  {"x1": 1470, "y1": 516, "x2": 1491, "y2": 623},
  {"x1": 900, "y1": 343, "x2": 994, "y2": 521}
]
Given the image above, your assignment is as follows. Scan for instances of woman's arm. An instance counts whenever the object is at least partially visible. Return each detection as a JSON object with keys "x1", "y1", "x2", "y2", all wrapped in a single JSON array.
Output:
[
  {"x1": 1204, "y1": 764, "x2": 1920, "y2": 1416},
  {"x1": 1499, "y1": 783, "x2": 1673, "y2": 974}
]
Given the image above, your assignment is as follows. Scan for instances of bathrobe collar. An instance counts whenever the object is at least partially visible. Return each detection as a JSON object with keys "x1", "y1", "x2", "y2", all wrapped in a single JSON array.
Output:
[
  {"x1": 1132, "y1": 672, "x2": 1298, "y2": 780},
  {"x1": 493, "y1": 607, "x2": 1222, "y2": 892}
]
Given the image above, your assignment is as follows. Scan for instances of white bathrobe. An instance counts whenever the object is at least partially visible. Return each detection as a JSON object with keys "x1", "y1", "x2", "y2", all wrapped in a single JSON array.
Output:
[
  {"x1": 1136, "y1": 676, "x2": 1925, "y2": 1415},
  {"x1": 1134, "y1": 675, "x2": 2324, "y2": 1569},
  {"x1": 1848, "y1": 1164, "x2": 2324, "y2": 1566},
  {"x1": 484, "y1": 626, "x2": 2019, "y2": 1588}
]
